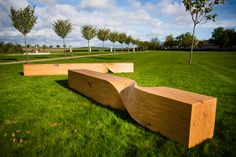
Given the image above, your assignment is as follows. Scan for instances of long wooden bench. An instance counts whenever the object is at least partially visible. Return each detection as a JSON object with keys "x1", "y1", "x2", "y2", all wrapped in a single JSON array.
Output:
[
  {"x1": 23, "y1": 63, "x2": 134, "y2": 76},
  {"x1": 68, "y1": 69, "x2": 217, "y2": 148}
]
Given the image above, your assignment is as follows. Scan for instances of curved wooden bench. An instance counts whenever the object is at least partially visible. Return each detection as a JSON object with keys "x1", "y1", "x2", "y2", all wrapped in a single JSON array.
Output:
[
  {"x1": 121, "y1": 86, "x2": 216, "y2": 148},
  {"x1": 68, "y1": 69, "x2": 217, "y2": 148},
  {"x1": 68, "y1": 69, "x2": 135, "y2": 110}
]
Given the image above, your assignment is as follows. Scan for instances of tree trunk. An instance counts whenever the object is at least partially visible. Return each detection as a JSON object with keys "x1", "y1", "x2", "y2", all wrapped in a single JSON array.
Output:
[
  {"x1": 128, "y1": 44, "x2": 130, "y2": 52},
  {"x1": 87, "y1": 40, "x2": 90, "y2": 54},
  {"x1": 24, "y1": 34, "x2": 29, "y2": 63},
  {"x1": 63, "y1": 38, "x2": 67, "y2": 57},
  {"x1": 103, "y1": 41, "x2": 105, "y2": 52},
  {"x1": 88, "y1": 40, "x2": 91, "y2": 53},
  {"x1": 189, "y1": 23, "x2": 196, "y2": 64},
  {"x1": 122, "y1": 43, "x2": 123, "y2": 52}
]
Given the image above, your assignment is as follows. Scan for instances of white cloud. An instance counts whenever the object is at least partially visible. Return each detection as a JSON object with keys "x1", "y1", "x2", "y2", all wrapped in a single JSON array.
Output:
[
  {"x1": 0, "y1": 0, "x2": 29, "y2": 28},
  {"x1": 0, "y1": 0, "x2": 28, "y2": 10},
  {"x1": 79, "y1": 0, "x2": 115, "y2": 10},
  {"x1": 156, "y1": 0, "x2": 186, "y2": 16},
  {"x1": 36, "y1": 0, "x2": 57, "y2": 5},
  {"x1": 0, "y1": 0, "x2": 235, "y2": 46}
]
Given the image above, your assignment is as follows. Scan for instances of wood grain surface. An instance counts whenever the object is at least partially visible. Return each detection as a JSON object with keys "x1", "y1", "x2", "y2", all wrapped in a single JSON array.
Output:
[
  {"x1": 23, "y1": 63, "x2": 134, "y2": 76},
  {"x1": 68, "y1": 69, "x2": 217, "y2": 148}
]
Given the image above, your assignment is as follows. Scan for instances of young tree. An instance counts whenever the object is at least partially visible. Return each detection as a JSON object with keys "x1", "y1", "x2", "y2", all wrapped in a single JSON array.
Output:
[
  {"x1": 9, "y1": 5, "x2": 37, "y2": 63},
  {"x1": 183, "y1": 0, "x2": 224, "y2": 64},
  {"x1": 108, "y1": 32, "x2": 118, "y2": 53},
  {"x1": 125, "y1": 35, "x2": 133, "y2": 52},
  {"x1": 97, "y1": 28, "x2": 110, "y2": 51},
  {"x1": 81, "y1": 25, "x2": 97, "y2": 53},
  {"x1": 117, "y1": 33, "x2": 127, "y2": 52},
  {"x1": 53, "y1": 19, "x2": 72, "y2": 57}
]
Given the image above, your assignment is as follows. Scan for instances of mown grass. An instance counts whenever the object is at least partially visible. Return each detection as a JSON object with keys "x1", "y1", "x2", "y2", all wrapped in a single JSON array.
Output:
[
  {"x1": 0, "y1": 51, "x2": 108, "y2": 63},
  {"x1": 0, "y1": 51, "x2": 236, "y2": 157}
]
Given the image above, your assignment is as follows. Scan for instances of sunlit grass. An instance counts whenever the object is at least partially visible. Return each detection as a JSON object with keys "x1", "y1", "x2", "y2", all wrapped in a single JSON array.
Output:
[{"x1": 0, "y1": 51, "x2": 235, "y2": 156}]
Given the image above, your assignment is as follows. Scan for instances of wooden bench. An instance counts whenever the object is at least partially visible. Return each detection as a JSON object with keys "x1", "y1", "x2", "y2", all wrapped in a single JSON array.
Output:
[
  {"x1": 68, "y1": 69, "x2": 135, "y2": 110},
  {"x1": 23, "y1": 63, "x2": 134, "y2": 76},
  {"x1": 68, "y1": 69, "x2": 217, "y2": 148},
  {"x1": 121, "y1": 86, "x2": 216, "y2": 148}
]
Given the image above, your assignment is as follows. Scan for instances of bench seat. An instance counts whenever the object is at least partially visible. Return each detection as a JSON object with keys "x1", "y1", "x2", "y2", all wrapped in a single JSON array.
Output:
[{"x1": 68, "y1": 69, "x2": 217, "y2": 148}]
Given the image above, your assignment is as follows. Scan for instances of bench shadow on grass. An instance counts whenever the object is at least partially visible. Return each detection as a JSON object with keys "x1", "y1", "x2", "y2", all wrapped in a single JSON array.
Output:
[
  {"x1": 56, "y1": 79, "x2": 170, "y2": 147},
  {"x1": 55, "y1": 79, "x2": 139, "y2": 126}
]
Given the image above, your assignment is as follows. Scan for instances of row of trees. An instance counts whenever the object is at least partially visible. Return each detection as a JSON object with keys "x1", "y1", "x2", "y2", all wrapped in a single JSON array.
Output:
[
  {"x1": 9, "y1": 5, "x2": 142, "y2": 60},
  {"x1": 0, "y1": 42, "x2": 23, "y2": 54},
  {"x1": 54, "y1": 22, "x2": 154, "y2": 55},
  {"x1": 163, "y1": 27, "x2": 236, "y2": 49},
  {"x1": 210, "y1": 27, "x2": 236, "y2": 48},
  {"x1": 9, "y1": 0, "x2": 224, "y2": 64}
]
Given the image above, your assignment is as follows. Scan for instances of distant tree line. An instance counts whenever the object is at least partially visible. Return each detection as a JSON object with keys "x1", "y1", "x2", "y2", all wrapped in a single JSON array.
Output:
[
  {"x1": 163, "y1": 27, "x2": 236, "y2": 50},
  {"x1": 163, "y1": 33, "x2": 199, "y2": 49},
  {"x1": 210, "y1": 27, "x2": 236, "y2": 48},
  {"x1": 0, "y1": 42, "x2": 23, "y2": 54}
]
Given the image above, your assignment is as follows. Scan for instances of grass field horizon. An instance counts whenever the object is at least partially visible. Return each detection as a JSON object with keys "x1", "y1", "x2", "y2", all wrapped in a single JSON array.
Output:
[{"x1": 0, "y1": 51, "x2": 235, "y2": 156}]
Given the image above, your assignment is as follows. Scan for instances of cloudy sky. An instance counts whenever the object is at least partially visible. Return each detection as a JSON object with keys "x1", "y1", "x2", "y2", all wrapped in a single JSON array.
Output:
[{"x1": 0, "y1": 0, "x2": 235, "y2": 47}]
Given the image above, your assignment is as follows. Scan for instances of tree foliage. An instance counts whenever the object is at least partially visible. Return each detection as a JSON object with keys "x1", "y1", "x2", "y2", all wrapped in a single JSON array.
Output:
[
  {"x1": 0, "y1": 42, "x2": 23, "y2": 54},
  {"x1": 125, "y1": 35, "x2": 133, "y2": 45},
  {"x1": 176, "y1": 32, "x2": 198, "y2": 48},
  {"x1": 53, "y1": 19, "x2": 72, "y2": 39},
  {"x1": 183, "y1": 0, "x2": 224, "y2": 64},
  {"x1": 210, "y1": 27, "x2": 236, "y2": 48},
  {"x1": 81, "y1": 25, "x2": 97, "y2": 41},
  {"x1": 164, "y1": 34, "x2": 175, "y2": 48},
  {"x1": 9, "y1": 5, "x2": 37, "y2": 36},
  {"x1": 117, "y1": 33, "x2": 127, "y2": 44},
  {"x1": 150, "y1": 38, "x2": 160, "y2": 50},
  {"x1": 108, "y1": 32, "x2": 118, "y2": 44}
]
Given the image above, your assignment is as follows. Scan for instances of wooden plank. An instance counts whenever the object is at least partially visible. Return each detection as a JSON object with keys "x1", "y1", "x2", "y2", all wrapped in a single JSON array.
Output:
[
  {"x1": 23, "y1": 63, "x2": 108, "y2": 76},
  {"x1": 23, "y1": 63, "x2": 134, "y2": 76},
  {"x1": 105, "y1": 63, "x2": 134, "y2": 73},
  {"x1": 122, "y1": 86, "x2": 217, "y2": 148},
  {"x1": 68, "y1": 69, "x2": 135, "y2": 110},
  {"x1": 67, "y1": 69, "x2": 217, "y2": 148}
]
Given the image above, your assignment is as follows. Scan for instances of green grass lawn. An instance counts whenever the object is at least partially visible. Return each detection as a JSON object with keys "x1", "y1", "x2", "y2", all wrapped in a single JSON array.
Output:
[
  {"x1": 0, "y1": 51, "x2": 109, "y2": 63},
  {"x1": 0, "y1": 51, "x2": 235, "y2": 157}
]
